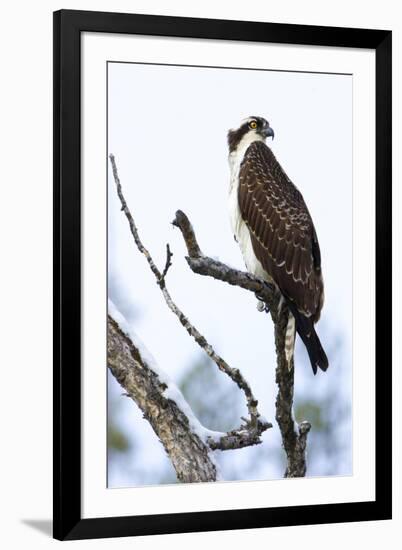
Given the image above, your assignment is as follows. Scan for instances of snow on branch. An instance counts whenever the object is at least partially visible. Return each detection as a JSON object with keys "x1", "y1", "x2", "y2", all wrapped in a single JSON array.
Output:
[
  {"x1": 108, "y1": 154, "x2": 272, "y2": 463},
  {"x1": 108, "y1": 312, "x2": 218, "y2": 482}
]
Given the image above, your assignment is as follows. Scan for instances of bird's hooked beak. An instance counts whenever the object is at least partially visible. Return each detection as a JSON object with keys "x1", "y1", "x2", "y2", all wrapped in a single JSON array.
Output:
[{"x1": 263, "y1": 126, "x2": 275, "y2": 140}]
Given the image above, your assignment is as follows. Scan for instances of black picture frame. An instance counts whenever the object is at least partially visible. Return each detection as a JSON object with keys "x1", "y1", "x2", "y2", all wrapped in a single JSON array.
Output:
[{"x1": 53, "y1": 9, "x2": 392, "y2": 541}]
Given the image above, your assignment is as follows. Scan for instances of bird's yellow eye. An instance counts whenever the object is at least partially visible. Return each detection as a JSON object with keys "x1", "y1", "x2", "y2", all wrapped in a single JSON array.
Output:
[{"x1": 249, "y1": 120, "x2": 258, "y2": 129}]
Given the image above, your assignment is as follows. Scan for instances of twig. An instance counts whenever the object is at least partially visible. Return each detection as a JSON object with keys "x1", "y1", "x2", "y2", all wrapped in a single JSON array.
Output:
[
  {"x1": 160, "y1": 243, "x2": 173, "y2": 286},
  {"x1": 109, "y1": 154, "x2": 271, "y2": 449},
  {"x1": 207, "y1": 428, "x2": 267, "y2": 451}
]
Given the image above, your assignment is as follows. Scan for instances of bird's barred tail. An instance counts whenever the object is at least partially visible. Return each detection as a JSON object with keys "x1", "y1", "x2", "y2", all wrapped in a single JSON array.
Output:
[{"x1": 285, "y1": 300, "x2": 329, "y2": 375}]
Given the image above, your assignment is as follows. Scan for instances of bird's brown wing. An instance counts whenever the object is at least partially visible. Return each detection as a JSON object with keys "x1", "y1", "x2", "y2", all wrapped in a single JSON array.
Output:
[{"x1": 238, "y1": 141, "x2": 324, "y2": 321}]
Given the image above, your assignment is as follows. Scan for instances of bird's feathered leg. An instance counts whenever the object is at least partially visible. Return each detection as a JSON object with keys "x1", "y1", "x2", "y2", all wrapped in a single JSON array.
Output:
[{"x1": 284, "y1": 312, "x2": 296, "y2": 369}]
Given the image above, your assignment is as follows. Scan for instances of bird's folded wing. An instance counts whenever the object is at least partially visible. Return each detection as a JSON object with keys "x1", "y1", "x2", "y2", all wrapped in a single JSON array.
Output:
[{"x1": 238, "y1": 141, "x2": 324, "y2": 321}]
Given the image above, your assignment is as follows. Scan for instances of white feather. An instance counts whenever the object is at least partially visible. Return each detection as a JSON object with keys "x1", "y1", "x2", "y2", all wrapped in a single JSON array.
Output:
[{"x1": 228, "y1": 131, "x2": 273, "y2": 283}]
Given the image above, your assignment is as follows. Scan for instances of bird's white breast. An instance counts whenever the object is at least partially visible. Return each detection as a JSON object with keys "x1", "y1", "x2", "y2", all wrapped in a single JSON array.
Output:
[{"x1": 228, "y1": 134, "x2": 270, "y2": 282}]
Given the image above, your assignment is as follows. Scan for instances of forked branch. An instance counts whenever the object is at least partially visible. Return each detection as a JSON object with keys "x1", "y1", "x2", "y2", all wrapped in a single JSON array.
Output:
[{"x1": 109, "y1": 154, "x2": 271, "y2": 457}]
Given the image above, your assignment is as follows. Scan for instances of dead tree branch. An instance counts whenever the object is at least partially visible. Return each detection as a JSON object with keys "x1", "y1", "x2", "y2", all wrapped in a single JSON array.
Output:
[
  {"x1": 109, "y1": 154, "x2": 271, "y2": 459},
  {"x1": 273, "y1": 309, "x2": 311, "y2": 477},
  {"x1": 173, "y1": 210, "x2": 311, "y2": 478},
  {"x1": 108, "y1": 315, "x2": 218, "y2": 482}
]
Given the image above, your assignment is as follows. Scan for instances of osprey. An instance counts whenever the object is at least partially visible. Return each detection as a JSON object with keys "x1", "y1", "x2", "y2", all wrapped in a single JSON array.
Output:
[{"x1": 227, "y1": 116, "x2": 328, "y2": 374}]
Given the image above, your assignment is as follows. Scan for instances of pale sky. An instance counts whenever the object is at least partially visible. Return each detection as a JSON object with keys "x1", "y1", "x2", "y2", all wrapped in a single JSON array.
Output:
[{"x1": 107, "y1": 61, "x2": 353, "y2": 486}]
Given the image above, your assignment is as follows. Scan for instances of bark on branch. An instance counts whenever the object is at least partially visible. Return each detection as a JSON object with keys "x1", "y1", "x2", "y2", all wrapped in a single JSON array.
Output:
[
  {"x1": 173, "y1": 210, "x2": 311, "y2": 478},
  {"x1": 109, "y1": 154, "x2": 271, "y2": 465},
  {"x1": 273, "y1": 310, "x2": 311, "y2": 477},
  {"x1": 108, "y1": 315, "x2": 218, "y2": 482}
]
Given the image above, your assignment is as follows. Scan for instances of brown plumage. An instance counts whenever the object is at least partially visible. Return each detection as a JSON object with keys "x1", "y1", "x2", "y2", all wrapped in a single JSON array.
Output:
[{"x1": 238, "y1": 141, "x2": 324, "y2": 323}]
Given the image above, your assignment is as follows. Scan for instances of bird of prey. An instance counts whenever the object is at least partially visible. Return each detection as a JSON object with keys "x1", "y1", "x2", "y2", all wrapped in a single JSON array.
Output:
[{"x1": 227, "y1": 116, "x2": 328, "y2": 374}]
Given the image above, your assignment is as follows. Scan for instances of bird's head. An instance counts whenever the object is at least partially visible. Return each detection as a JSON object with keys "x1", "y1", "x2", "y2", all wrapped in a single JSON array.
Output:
[{"x1": 227, "y1": 116, "x2": 274, "y2": 153}]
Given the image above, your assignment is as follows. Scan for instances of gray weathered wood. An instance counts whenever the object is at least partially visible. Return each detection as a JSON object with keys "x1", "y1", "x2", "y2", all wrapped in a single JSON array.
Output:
[{"x1": 108, "y1": 315, "x2": 218, "y2": 483}]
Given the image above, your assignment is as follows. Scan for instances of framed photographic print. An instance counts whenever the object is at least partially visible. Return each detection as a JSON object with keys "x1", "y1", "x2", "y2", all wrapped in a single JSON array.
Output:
[{"x1": 53, "y1": 9, "x2": 392, "y2": 541}]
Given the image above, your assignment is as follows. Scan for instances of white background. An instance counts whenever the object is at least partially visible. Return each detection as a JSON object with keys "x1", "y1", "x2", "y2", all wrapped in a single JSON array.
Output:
[{"x1": 0, "y1": 0, "x2": 400, "y2": 548}]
